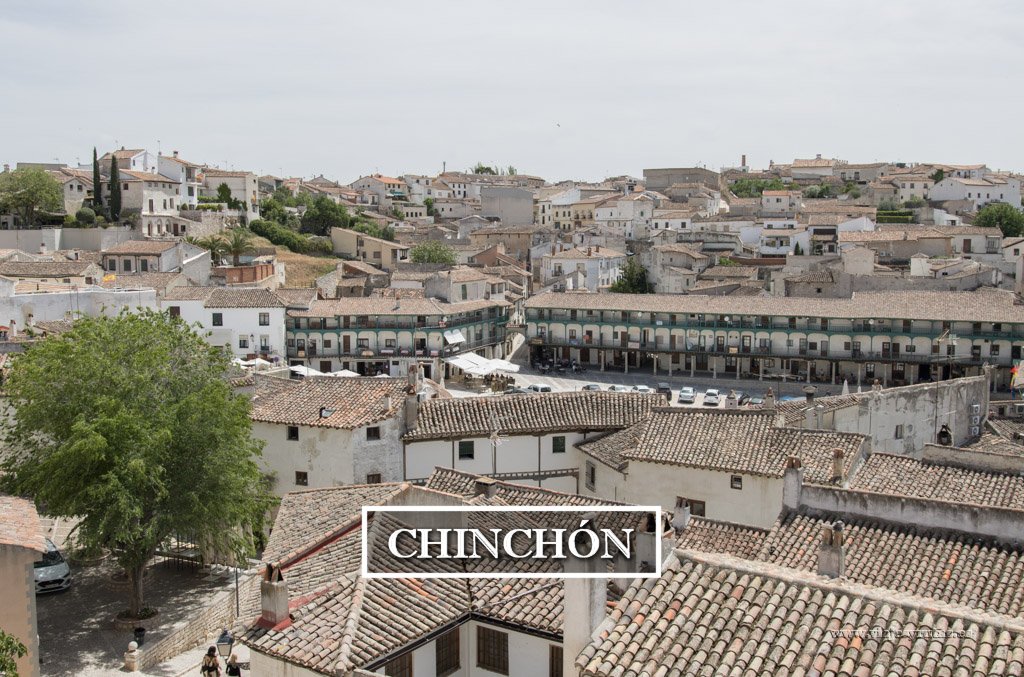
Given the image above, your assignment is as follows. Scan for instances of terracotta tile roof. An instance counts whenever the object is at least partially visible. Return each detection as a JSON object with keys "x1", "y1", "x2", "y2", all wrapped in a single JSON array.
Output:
[
  {"x1": 0, "y1": 260, "x2": 98, "y2": 277},
  {"x1": 792, "y1": 157, "x2": 836, "y2": 168},
  {"x1": 525, "y1": 288, "x2": 1024, "y2": 323},
  {"x1": 273, "y1": 287, "x2": 318, "y2": 308},
  {"x1": 759, "y1": 511, "x2": 1024, "y2": 617},
  {"x1": 988, "y1": 418, "x2": 1024, "y2": 444},
  {"x1": 100, "y1": 148, "x2": 145, "y2": 161},
  {"x1": 290, "y1": 296, "x2": 507, "y2": 318},
  {"x1": 404, "y1": 391, "x2": 661, "y2": 441},
  {"x1": 102, "y1": 240, "x2": 178, "y2": 255},
  {"x1": 699, "y1": 265, "x2": 757, "y2": 279},
  {"x1": 100, "y1": 271, "x2": 184, "y2": 291},
  {"x1": 0, "y1": 495, "x2": 46, "y2": 553},
  {"x1": 121, "y1": 170, "x2": 179, "y2": 183},
  {"x1": 203, "y1": 169, "x2": 253, "y2": 178},
  {"x1": 425, "y1": 467, "x2": 630, "y2": 509},
  {"x1": 251, "y1": 377, "x2": 408, "y2": 430},
  {"x1": 652, "y1": 243, "x2": 709, "y2": 258},
  {"x1": 163, "y1": 286, "x2": 285, "y2": 308},
  {"x1": 576, "y1": 422, "x2": 646, "y2": 471},
  {"x1": 674, "y1": 516, "x2": 768, "y2": 560},
  {"x1": 965, "y1": 431, "x2": 1024, "y2": 458},
  {"x1": 623, "y1": 409, "x2": 864, "y2": 481},
  {"x1": 850, "y1": 453, "x2": 1024, "y2": 510},
  {"x1": 578, "y1": 549, "x2": 1024, "y2": 676},
  {"x1": 547, "y1": 246, "x2": 625, "y2": 260}
]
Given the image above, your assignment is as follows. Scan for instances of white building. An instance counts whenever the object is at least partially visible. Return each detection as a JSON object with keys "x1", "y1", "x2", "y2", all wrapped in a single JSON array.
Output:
[
  {"x1": 541, "y1": 245, "x2": 626, "y2": 292},
  {"x1": 157, "y1": 152, "x2": 202, "y2": 208},
  {"x1": 201, "y1": 169, "x2": 260, "y2": 221},
  {"x1": 161, "y1": 286, "x2": 286, "y2": 360},
  {"x1": 929, "y1": 175, "x2": 1022, "y2": 212}
]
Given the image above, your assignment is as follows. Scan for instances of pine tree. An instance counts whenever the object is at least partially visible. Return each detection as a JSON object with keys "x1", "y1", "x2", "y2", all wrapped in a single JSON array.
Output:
[
  {"x1": 92, "y1": 147, "x2": 102, "y2": 210},
  {"x1": 109, "y1": 156, "x2": 121, "y2": 221}
]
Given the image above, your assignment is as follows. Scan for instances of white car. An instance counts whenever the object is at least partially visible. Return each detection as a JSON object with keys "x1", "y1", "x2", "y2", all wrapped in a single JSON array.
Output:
[
  {"x1": 631, "y1": 385, "x2": 654, "y2": 394},
  {"x1": 677, "y1": 386, "x2": 697, "y2": 404},
  {"x1": 703, "y1": 389, "x2": 721, "y2": 406},
  {"x1": 526, "y1": 383, "x2": 553, "y2": 393},
  {"x1": 35, "y1": 539, "x2": 71, "y2": 594},
  {"x1": 606, "y1": 384, "x2": 631, "y2": 393}
]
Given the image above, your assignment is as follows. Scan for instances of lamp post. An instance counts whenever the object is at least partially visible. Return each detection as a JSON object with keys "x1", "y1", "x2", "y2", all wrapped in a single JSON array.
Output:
[{"x1": 216, "y1": 628, "x2": 234, "y2": 660}]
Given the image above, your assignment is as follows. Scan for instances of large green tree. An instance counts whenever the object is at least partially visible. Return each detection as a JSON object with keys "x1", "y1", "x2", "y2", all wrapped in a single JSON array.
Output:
[
  {"x1": 108, "y1": 156, "x2": 122, "y2": 221},
  {"x1": 300, "y1": 195, "x2": 350, "y2": 236},
  {"x1": 224, "y1": 227, "x2": 255, "y2": 266},
  {"x1": 0, "y1": 167, "x2": 62, "y2": 228},
  {"x1": 1, "y1": 310, "x2": 272, "y2": 618},
  {"x1": 975, "y1": 201, "x2": 1024, "y2": 238},
  {"x1": 92, "y1": 147, "x2": 102, "y2": 210},
  {"x1": 609, "y1": 256, "x2": 653, "y2": 293},
  {"x1": 409, "y1": 240, "x2": 457, "y2": 265}
]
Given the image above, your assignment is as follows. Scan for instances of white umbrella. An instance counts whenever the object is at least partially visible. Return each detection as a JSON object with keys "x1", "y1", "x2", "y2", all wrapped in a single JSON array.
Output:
[
  {"x1": 326, "y1": 369, "x2": 359, "y2": 377},
  {"x1": 289, "y1": 365, "x2": 324, "y2": 377},
  {"x1": 841, "y1": 379, "x2": 850, "y2": 396}
]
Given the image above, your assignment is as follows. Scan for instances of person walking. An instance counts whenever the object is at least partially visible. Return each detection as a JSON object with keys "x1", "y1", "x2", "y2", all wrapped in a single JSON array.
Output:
[
  {"x1": 226, "y1": 653, "x2": 242, "y2": 676},
  {"x1": 201, "y1": 646, "x2": 221, "y2": 676}
]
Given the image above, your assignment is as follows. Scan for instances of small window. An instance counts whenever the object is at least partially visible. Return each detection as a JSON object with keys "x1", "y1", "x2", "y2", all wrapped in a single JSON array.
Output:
[
  {"x1": 294, "y1": 471, "x2": 308, "y2": 486},
  {"x1": 366, "y1": 473, "x2": 382, "y2": 484},
  {"x1": 676, "y1": 496, "x2": 706, "y2": 516},
  {"x1": 895, "y1": 424, "x2": 904, "y2": 439},
  {"x1": 287, "y1": 426, "x2": 299, "y2": 441},
  {"x1": 169, "y1": 306, "x2": 181, "y2": 318},
  {"x1": 366, "y1": 426, "x2": 381, "y2": 441},
  {"x1": 212, "y1": 313, "x2": 223, "y2": 326},
  {"x1": 383, "y1": 652, "x2": 411, "y2": 677},
  {"x1": 585, "y1": 460, "x2": 596, "y2": 490},
  {"x1": 552, "y1": 436, "x2": 566, "y2": 454},
  {"x1": 549, "y1": 645, "x2": 563, "y2": 677},
  {"x1": 458, "y1": 440, "x2": 474, "y2": 460},
  {"x1": 435, "y1": 627, "x2": 460, "y2": 676},
  {"x1": 123, "y1": 259, "x2": 132, "y2": 272},
  {"x1": 259, "y1": 312, "x2": 270, "y2": 326},
  {"x1": 140, "y1": 259, "x2": 149, "y2": 272},
  {"x1": 477, "y1": 626, "x2": 509, "y2": 675},
  {"x1": 730, "y1": 475, "x2": 743, "y2": 490},
  {"x1": 239, "y1": 337, "x2": 248, "y2": 349}
]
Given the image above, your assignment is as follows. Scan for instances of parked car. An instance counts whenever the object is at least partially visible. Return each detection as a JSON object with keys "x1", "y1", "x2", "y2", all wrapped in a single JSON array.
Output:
[
  {"x1": 504, "y1": 386, "x2": 531, "y2": 395},
  {"x1": 526, "y1": 384, "x2": 553, "y2": 393},
  {"x1": 607, "y1": 384, "x2": 631, "y2": 392},
  {"x1": 703, "y1": 389, "x2": 721, "y2": 406},
  {"x1": 747, "y1": 396, "x2": 765, "y2": 407},
  {"x1": 35, "y1": 538, "x2": 71, "y2": 594},
  {"x1": 580, "y1": 383, "x2": 602, "y2": 391},
  {"x1": 655, "y1": 383, "x2": 673, "y2": 400},
  {"x1": 632, "y1": 385, "x2": 654, "y2": 394},
  {"x1": 732, "y1": 391, "x2": 751, "y2": 405},
  {"x1": 677, "y1": 386, "x2": 696, "y2": 404}
]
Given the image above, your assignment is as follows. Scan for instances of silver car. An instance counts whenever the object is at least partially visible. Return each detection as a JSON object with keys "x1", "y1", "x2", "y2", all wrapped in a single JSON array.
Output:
[{"x1": 35, "y1": 538, "x2": 72, "y2": 594}]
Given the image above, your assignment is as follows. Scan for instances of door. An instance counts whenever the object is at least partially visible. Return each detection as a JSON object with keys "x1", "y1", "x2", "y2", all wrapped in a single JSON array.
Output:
[
  {"x1": 343, "y1": 335, "x2": 351, "y2": 354},
  {"x1": 148, "y1": 199, "x2": 154, "y2": 212}
]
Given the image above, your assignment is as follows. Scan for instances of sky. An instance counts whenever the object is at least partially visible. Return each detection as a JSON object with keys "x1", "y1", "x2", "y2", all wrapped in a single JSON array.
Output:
[{"x1": 2, "y1": 0, "x2": 1023, "y2": 183}]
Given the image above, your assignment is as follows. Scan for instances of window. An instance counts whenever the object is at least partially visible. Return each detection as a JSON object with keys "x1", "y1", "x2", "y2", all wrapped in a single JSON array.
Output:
[
  {"x1": 366, "y1": 473, "x2": 382, "y2": 484},
  {"x1": 239, "y1": 337, "x2": 249, "y2": 349},
  {"x1": 169, "y1": 306, "x2": 181, "y2": 318},
  {"x1": 212, "y1": 313, "x2": 223, "y2": 326},
  {"x1": 383, "y1": 652, "x2": 411, "y2": 677},
  {"x1": 991, "y1": 344, "x2": 1001, "y2": 356},
  {"x1": 477, "y1": 626, "x2": 509, "y2": 675},
  {"x1": 357, "y1": 338, "x2": 369, "y2": 348},
  {"x1": 259, "y1": 312, "x2": 270, "y2": 326},
  {"x1": 435, "y1": 628, "x2": 460, "y2": 676},
  {"x1": 287, "y1": 426, "x2": 299, "y2": 441},
  {"x1": 549, "y1": 645, "x2": 563, "y2": 677},
  {"x1": 585, "y1": 460, "x2": 596, "y2": 490},
  {"x1": 461, "y1": 284, "x2": 468, "y2": 300},
  {"x1": 385, "y1": 338, "x2": 396, "y2": 348},
  {"x1": 123, "y1": 259, "x2": 132, "y2": 272},
  {"x1": 458, "y1": 440, "x2": 474, "y2": 460},
  {"x1": 895, "y1": 425, "x2": 904, "y2": 439},
  {"x1": 675, "y1": 496, "x2": 706, "y2": 517},
  {"x1": 366, "y1": 426, "x2": 381, "y2": 441},
  {"x1": 730, "y1": 475, "x2": 743, "y2": 490},
  {"x1": 552, "y1": 436, "x2": 566, "y2": 454},
  {"x1": 107, "y1": 259, "x2": 117, "y2": 271},
  {"x1": 140, "y1": 259, "x2": 149, "y2": 272},
  {"x1": 294, "y1": 471, "x2": 308, "y2": 486}
]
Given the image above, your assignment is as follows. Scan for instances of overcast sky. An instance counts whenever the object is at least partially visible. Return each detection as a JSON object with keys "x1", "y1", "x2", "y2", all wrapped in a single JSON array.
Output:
[{"x1": 3, "y1": 0, "x2": 1022, "y2": 182}]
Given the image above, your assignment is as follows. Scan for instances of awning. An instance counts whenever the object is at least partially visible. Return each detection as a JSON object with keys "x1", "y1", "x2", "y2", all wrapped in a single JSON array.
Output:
[
  {"x1": 289, "y1": 365, "x2": 323, "y2": 377},
  {"x1": 444, "y1": 353, "x2": 520, "y2": 376},
  {"x1": 443, "y1": 329, "x2": 466, "y2": 345}
]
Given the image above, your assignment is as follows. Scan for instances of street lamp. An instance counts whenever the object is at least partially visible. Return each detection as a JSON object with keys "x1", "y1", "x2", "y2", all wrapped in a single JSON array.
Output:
[{"x1": 216, "y1": 628, "x2": 234, "y2": 659}]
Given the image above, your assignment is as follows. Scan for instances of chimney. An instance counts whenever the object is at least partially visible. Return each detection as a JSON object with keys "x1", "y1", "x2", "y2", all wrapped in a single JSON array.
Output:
[
  {"x1": 815, "y1": 153, "x2": 822, "y2": 160},
  {"x1": 817, "y1": 521, "x2": 846, "y2": 578},
  {"x1": 671, "y1": 500, "x2": 691, "y2": 531},
  {"x1": 595, "y1": 244, "x2": 600, "y2": 252},
  {"x1": 764, "y1": 387, "x2": 776, "y2": 411},
  {"x1": 562, "y1": 514, "x2": 608, "y2": 677},
  {"x1": 872, "y1": 378, "x2": 882, "y2": 392},
  {"x1": 586, "y1": 246, "x2": 592, "y2": 257},
  {"x1": 173, "y1": 150, "x2": 179, "y2": 158},
  {"x1": 783, "y1": 457, "x2": 803, "y2": 510},
  {"x1": 381, "y1": 394, "x2": 393, "y2": 413},
  {"x1": 8, "y1": 319, "x2": 15, "y2": 337},
  {"x1": 724, "y1": 391, "x2": 739, "y2": 410},
  {"x1": 803, "y1": 385, "x2": 816, "y2": 403},
  {"x1": 831, "y1": 448, "x2": 845, "y2": 484},
  {"x1": 260, "y1": 566, "x2": 290, "y2": 625},
  {"x1": 473, "y1": 476, "x2": 498, "y2": 499},
  {"x1": 38, "y1": 242, "x2": 48, "y2": 257},
  {"x1": 741, "y1": 154, "x2": 747, "y2": 168}
]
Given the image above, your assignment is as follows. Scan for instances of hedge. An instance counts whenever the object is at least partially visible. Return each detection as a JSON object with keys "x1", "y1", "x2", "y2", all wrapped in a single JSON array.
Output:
[{"x1": 250, "y1": 219, "x2": 333, "y2": 255}]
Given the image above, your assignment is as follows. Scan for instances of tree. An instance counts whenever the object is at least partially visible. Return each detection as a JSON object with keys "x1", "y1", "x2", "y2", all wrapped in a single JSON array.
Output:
[
  {"x1": 470, "y1": 162, "x2": 496, "y2": 175},
  {"x1": 0, "y1": 629, "x2": 27, "y2": 677},
  {"x1": 729, "y1": 177, "x2": 788, "y2": 198},
  {"x1": 216, "y1": 183, "x2": 244, "y2": 210},
  {"x1": 793, "y1": 242, "x2": 804, "y2": 255},
  {"x1": 194, "y1": 235, "x2": 228, "y2": 265},
  {"x1": 0, "y1": 310, "x2": 272, "y2": 618},
  {"x1": 976, "y1": 202, "x2": 1024, "y2": 237},
  {"x1": 0, "y1": 167, "x2": 62, "y2": 228},
  {"x1": 92, "y1": 147, "x2": 102, "y2": 210},
  {"x1": 300, "y1": 195, "x2": 350, "y2": 236},
  {"x1": 409, "y1": 240, "x2": 457, "y2": 265},
  {"x1": 903, "y1": 195, "x2": 926, "y2": 209},
  {"x1": 930, "y1": 169, "x2": 945, "y2": 183},
  {"x1": 424, "y1": 197, "x2": 435, "y2": 216},
  {"x1": 109, "y1": 156, "x2": 122, "y2": 221},
  {"x1": 75, "y1": 207, "x2": 96, "y2": 225},
  {"x1": 223, "y1": 228, "x2": 255, "y2": 266},
  {"x1": 506, "y1": 166, "x2": 517, "y2": 176},
  {"x1": 609, "y1": 256, "x2": 653, "y2": 293}
]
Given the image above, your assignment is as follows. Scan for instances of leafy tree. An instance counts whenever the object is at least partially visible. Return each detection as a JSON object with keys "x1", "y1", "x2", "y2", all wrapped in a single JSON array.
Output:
[
  {"x1": 976, "y1": 202, "x2": 1024, "y2": 237},
  {"x1": 424, "y1": 197, "x2": 435, "y2": 216},
  {"x1": 109, "y1": 156, "x2": 122, "y2": 221},
  {"x1": 930, "y1": 169, "x2": 945, "y2": 183},
  {"x1": 223, "y1": 228, "x2": 255, "y2": 266},
  {"x1": 609, "y1": 256, "x2": 653, "y2": 293},
  {"x1": 216, "y1": 183, "x2": 243, "y2": 210},
  {"x1": 75, "y1": 207, "x2": 96, "y2": 225},
  {"x1": 194, "y1": 235, "x2": 229, "y2": 265},
  {"x1": 258, "y1": 196, "x2": 289, "y2": 225},
  {"x1": 793, "y1": 242, "x2": 804, "y2": 255},
  {"x1": 0, "y1": 167, "x2": 62, "y2": 228},
  {"x1": 803, "y1": 184, "x2": 835, "y2": 199},
  {"x1": 391, "y1": 206, "x2": 405, "y2": 219},
  {"x1": 92, "y1": 147, "x2": 102, "y2": 210},
  {"x1": 903, "y1": 195, "x2": 926, "y2": 209},
  {"x1": 729, "y1": 178, "x2": 787, "y2": 198},
  {"x1": 300, "y1": 195, "x2": 350, "y2": 236},
  {"x1": 506, "y1": 166, "x2": 517, "y2": 176},
  {"x1": 409, "y1": 240, "x2": 457, "y2": 265},
  {"x1": 0, "y1": 629, "x2": 27, "y2": 676},
  {"x1": 0, "y1": 311, "x2": 272, "y2": 618},
  {"x1": 718, "y1": 257, "x2": 737, "y2": 267},
  {"x1": 470, "y1": 162, "x2": 496, "y2": 175},
  {"x1": 877, "y1": 198, "x2": 902, "y2": 211}
]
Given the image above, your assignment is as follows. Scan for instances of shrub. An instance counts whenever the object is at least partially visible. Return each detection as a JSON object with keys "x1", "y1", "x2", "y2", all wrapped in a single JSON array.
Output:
[{"x1": 75, "y1": 207, "x2": 97, "y2": 225}]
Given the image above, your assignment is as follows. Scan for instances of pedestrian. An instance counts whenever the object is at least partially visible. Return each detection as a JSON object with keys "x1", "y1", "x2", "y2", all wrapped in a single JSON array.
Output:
[
  {"x1": 226, "y1": 653, "x2": 242, "y2": 676},
  {"x1": 201, "y1": 646, "x2": 221, "y2": 676}
]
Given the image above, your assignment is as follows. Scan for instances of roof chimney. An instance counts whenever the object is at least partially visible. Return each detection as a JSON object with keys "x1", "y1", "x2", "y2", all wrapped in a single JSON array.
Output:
[
  {"x1": 474, "y1": 476, "x2": 498, "y2": 499},
  {"x1": 724, "y1": 391, "x2": 739, "y2": 410},
  {"x1": 671, "y1": 499, "x2": 691, "y2": 531},
  {"x1": 38, "y1": 242, "x2": 48, "y2": 257},
  {"x1": 816, "y1": 153, "x2": 822, "y2": 160},
  {"x1": 260, "y1": 566, "x2": 290, "y2": 626},
  {"x1": 831, "y1": 448, "x2": 845, "y2": 484},
  {"x1": 381, "y1": 394, "x2": 393, "y2": 413},
  {"x1": 872, "y1": 378, "x2": 882, "y2": 392},
  {"x1": 803, "y1": 385, "x2": 817, "y2": 403},
  {"x1": 173, "y1": 150, "x2": 179, "y2": 158},
  {"x1": 586, "y1": 246, "x2": 592, "y2": 257},
  {"x1": 741, "y1": 154, "x2": 747, "y2": 168},
  {"x1": 817, "y1": 521, "x2": 846, "y2": 578},
  {"x1": 764, "y1": 388, "x2": 776, "y2": 411}
]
